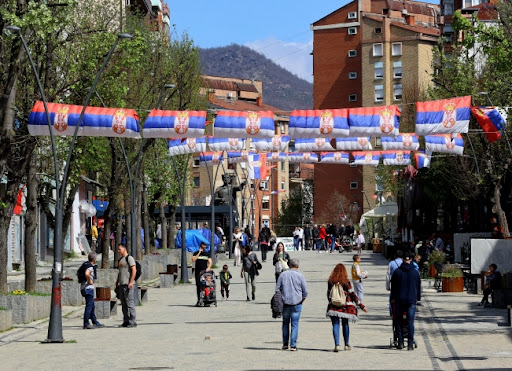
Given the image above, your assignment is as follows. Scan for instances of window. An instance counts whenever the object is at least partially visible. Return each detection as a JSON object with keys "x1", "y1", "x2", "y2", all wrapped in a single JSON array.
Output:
[
  {"x1": 350, "y1": 181, "x2": 359, "y2": 189},
  {"x1": 375, "y1": 27, "x2": 382, "y2": 34},
  {"x1": 193, "y1": 158, "x2": 200, "y2": 167},
  {"x1": 350, "y1": 163, "x2": 357, "y2": 167},
  {"x1": 392, "y1": 42, "x2": 402, "y2": 56},
  {"x1": 349, "y1": 72, "x2": 358, "y2": 79},
  {"x1": 260, "y1": 180, "x2": 269, "y2": 190},
  {"x1": 349, "y1": 94, "x2": 357, "y2": 102},
  {"x1": 373, "y1": 43, "x2": 383, "y2": 57},
  {"x1": 280, "y1": 162, "x2": 285, "y2": 172},
  {"x1": 374, "y1": 62, "x2": 384, "y2": 79},
  {"x1": 375, "y1": 137, "x2": 382, "y2": 148},
  {"x1": 375, "y1": 84, "x2": 384, "y2": 102},
  {"x1": 193, "y1": 173, "x2": 200, "y2": 187},
  {"x1": 348, "y1": 27, "x2": 357, "y2": 35},
  {"x1": 262, "y1": 196, "x2": 270, "y2": 210},
  {"x1": 281, "y1": 181, "x2": 285, "y2": 190},
  {"x1": 393, "y1": 61, "x2": 402, "y2": 78},
  {"x1": 348, "y1": 12, "x2": 357, "y2": 19},
  {"x1": 348, "y1": 50, "x2": 357, "y2": 57},
  {"x1": 444, "y1": 3, "x2": 454, "y2": 15},
  {"x1": 394, "y1": 84, "x2": 403, "y2": 101}
]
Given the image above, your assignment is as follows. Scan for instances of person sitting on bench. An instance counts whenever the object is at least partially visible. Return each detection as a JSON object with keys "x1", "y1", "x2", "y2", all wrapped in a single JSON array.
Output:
[{"x1": 478, "y1": 263, "x2": 501, "y2": 307}]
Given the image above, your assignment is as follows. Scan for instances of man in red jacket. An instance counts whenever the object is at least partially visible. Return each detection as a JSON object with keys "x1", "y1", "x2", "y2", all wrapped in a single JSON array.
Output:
[{"x1": 318, "y1": 225, "x2": 327, "y2": 253}]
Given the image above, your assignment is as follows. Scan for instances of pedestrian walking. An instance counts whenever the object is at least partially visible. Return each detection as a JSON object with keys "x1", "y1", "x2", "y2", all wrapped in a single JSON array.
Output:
[
  {"x1": 259, "y1": 224, "x2": 271, "y2": 262},
  {"x1": 116, "y1": 244, "x2": 137, "y2": 328},
  {"x1": 241, "y1": 245, "x2": 260, "y2": 301},
  {"x1": 192, "y1": 242, "x2": 212, "y2": 306},
  {"x1": 91, "y1": 221, "x2": 98, "y2": 251},
  {"x1": 273, "y1": 242, "x2": 291, "y2": 282},
  {"x1": 386, "y1": 249, "x2": 403, "y2": 315},
  {"x1": 351, "y1": 254, "x2": 368, "y2": 301},
  {"x1": 304, "y1": 223, "x2": 312, "y2": 250},
  {"x1": 312, "y1": 224, "x2": 320, "y2": 251},
  {"x1": 355, "y1": 230, "x2": 365, "y2": 254},
  {"x1": 233, "y1": 227, "x2": 243, "y2": 266},
  {"x1": 319, "y1": 224, "x2": 327, "y2": 252},
  {"x1": 276, "y1": 259, "x2": 308, "y2": 351},
  {"x1": 326, "y1": 263, "x2": 367, "y2": 352},
  {"x1": 390, "y1": 251, "x2": 421, "y2": 350},
  {"x1": 79, "y1": 252, "x2": 104, "y2": 329},
  {"x1": 219, "y1": 264, "x2": 232, "y2": 301}
]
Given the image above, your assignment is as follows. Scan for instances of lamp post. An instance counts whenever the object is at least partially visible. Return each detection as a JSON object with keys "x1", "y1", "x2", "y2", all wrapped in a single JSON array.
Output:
[{"x1": 7, "y1": 26, "x2": 131, "y2": 342}]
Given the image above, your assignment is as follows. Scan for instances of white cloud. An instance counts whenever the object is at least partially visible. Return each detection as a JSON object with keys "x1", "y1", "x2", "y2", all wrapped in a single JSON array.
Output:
[{"x1": 245, "y1": 37, "x2": 313, "y2": 83}]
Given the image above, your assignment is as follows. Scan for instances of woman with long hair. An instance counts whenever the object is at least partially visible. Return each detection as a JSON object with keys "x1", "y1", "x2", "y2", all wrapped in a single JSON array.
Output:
[
  {"x1": 327, "y1": 263, "x2": 368, "y2": 352},
  {"x1": 273, "y1": 242, "x2": 291, "y2": 282},
  {"x1": 233, "y1": 227, "x2": 243, "y2": 266}
]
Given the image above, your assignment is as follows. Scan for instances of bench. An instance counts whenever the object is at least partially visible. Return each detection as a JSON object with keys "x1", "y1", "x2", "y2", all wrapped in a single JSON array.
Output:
[
  {"x1": 491, "y1": 289, "x2": 512, "y2": 309},
  {"x1": 138, "y1": 286, "x2": 149, "y2": 304},
  {"x1": 508, "y1": 305, "x2": 512, "y2": 327}
]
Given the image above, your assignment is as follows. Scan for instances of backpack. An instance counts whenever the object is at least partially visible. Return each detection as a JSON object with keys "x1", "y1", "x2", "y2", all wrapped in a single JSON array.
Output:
[
  {"x1": 77, "y1": 261, "x2": 94, "y2": 283},
  {"x1": 121, "y1": 256, "x2": 142, "y2": 281},
  {"x1": 330, "y1": 283, "x2": 346, "y2": 307}
]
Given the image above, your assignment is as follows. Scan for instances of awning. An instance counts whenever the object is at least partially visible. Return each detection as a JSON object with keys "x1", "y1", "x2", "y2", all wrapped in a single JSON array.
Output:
[{"x1": 362, "y1": 201, "x2": 398, "y2": 218}]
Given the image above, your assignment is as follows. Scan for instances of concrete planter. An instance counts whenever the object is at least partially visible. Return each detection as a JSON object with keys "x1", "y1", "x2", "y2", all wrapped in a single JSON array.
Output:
[
  {"x1": 0, "y1": 309, "x2": 13, "y2": 331},
  {"x1": 36, "y1": 280, "x2": 83, "y2": 306},
  {"x1": 0, "y1": 295, "x2": 51, "y2": 324},
  {"x1": 96, "y1": 269, "x2": 119, "y2": 289}
]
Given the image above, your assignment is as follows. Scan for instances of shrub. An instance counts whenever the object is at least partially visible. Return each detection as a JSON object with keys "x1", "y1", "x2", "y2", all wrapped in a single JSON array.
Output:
[{"x1": 441, "y1": 264, "x2": 463, "y2": 278}]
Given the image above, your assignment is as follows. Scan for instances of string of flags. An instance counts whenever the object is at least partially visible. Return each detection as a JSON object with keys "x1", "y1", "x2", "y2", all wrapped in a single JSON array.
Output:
[{"x1": 27, "y1": 95, "x2": 508, "y2": 174}]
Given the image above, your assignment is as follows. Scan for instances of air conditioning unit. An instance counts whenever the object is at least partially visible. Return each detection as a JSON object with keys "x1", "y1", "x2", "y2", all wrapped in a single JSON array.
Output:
[
  {"x1": 227, "y1": 92, "x2": 233, "y2": 98},
  {"x1": 402, "y1": 9, "x2": 408, "y2": 15}
]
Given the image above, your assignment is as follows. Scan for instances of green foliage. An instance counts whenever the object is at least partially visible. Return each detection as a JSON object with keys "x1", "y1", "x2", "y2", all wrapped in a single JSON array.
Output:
[
  {"x1": 276, "y1": 188, "x2": 304, "y2": 236},
  {"x1": 427, "y1": 250, "x2": 446, "y2": 266},
  {"x1": 441, "y1": 264, "x2": 463, "y2": 278}
]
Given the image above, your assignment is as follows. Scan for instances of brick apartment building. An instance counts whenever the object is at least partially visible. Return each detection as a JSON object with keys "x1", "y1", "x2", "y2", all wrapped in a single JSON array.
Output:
[{"x1": 311, "y1": 0, "x2": 440, "y2": 224}]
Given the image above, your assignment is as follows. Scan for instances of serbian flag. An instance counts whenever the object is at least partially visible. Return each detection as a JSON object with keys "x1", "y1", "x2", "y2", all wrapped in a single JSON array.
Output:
[
  {"x1": 198, "y1": 152, "x2": 224, "y2": 166},
  {"x1": 168, "y1": 137, "x2": 207, "y2": 156},
  {"x1": 295, "y1": 138, "x2": 336, "y2": 151},
  {"x1": 270, "y1": 190, "x2": 286, "y2": 195},
  {"x1": 208, "y1": 137, "x2": 246, "y2": 151},
  {"x1": 414, "y1": 151, "x2": 431, "y2": 169},
  {"x1": 214, "y1": 110, "x2": 275, "y2": 138},
  {"x1": 381, "y1": 133, "x2": 419, "y2": 151},
  {"x1": 288, "y1": 152, "x2": 319, "y2": 164},
  {"x1": 143, "y1": 109, "x2": 206, "y2": 138},
  {"x1": 252, "y1": 135, "x2": 290, "y2": 151},
  {"x1": 289, "y1": 109, "x2": 349, "y2": 138},
  {"x1": 352, "y1": 151, "x2": 381, "y2": 166},
  {"x1": 348, "y1": 106, "x2": 400, "y2": 137},
  {"x1": 320, "y1": 152, "x2": 350, "y2": 164},
  {"x1": 470, "y1": 107, "x2": 507, "y2": 143},
  {"x1": 248, "y1": 153, "x2": 268, "y2": 179},
  {"x1": 28, "y1": 101, "x2": 140, "y2": 138},
  {"x1": 425, "y1": 134, "x2": 464, "y2": 155},
  {"x1": 267, "y1": 152, "x2": 287, "y2": 162},
  {"x1": 336, "y1": 137, "x2": 372, "y2": 151},
  {"x1": 381, "y1": 151, "x2": 411, "y2": 166},
  {"x1": 227, "y1": 151, "x2": 254, "y2": 164},
  {"x1": 415, "y1": 96, "x2": 471, "y2": 135}
]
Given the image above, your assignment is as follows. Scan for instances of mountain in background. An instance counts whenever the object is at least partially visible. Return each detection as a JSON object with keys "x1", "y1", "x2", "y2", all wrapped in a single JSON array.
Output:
[{"x1": 199, "y1": 44, "x2": 313, "y2": 111}]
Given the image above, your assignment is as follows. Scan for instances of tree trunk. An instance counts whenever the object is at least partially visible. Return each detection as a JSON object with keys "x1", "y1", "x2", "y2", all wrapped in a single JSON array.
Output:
[
  {"x1": 161, "y1": 203, "x2": 167, "y2": 249},
  {"x1": 125, "y1": 194, "x2": 132, "y2": 255},
  {"x1": 24, "y1": 157, "x2": 37, "y2": 292},
  {"x1": 493, "y1": 182, "x2": 510, "y2": 237},
  {"x1": 136, "y1": 176, "x2": 143, "y2": 261},
  {"x1": 168, "y1": 205, "x2": 176, "y2": 249},
  {"x1": 143, "y1": 179, "x2": 151, "y2": 254},
  {"x1": 114, "y1": 208, "x2": 123, "y2": 267}
]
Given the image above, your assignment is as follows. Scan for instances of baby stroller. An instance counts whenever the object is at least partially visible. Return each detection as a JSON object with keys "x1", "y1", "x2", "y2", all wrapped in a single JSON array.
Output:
[
  {"x1": 198, "y1": 270, "x2": 217, "y2": 307},
  {"x1": 339, "y1": 235, "x2": 353, "y2": 253},
  {"x1": 390, "y1": 301, "x2": 417, "y2": 349}
]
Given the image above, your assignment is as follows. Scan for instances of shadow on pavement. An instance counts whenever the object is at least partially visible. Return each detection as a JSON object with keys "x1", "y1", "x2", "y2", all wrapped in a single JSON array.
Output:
[
  {"x1": 436, "y1": 356, "x2": 488, "y2": 362},
  {"x1": 244, "y1": 346, "x2": 332, "y2": 352}
]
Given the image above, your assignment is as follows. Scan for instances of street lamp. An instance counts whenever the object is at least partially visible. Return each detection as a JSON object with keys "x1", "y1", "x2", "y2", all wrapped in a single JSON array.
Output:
[{"x1": 7, "y1": 26, "x2": 131, "y2": 343}]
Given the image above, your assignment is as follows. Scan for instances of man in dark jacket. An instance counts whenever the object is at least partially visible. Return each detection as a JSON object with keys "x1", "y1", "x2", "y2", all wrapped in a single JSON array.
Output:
[
  {"x1": 391, "y1": 251, "x2": 421, "y2": 350},
  {"x1": 478, "y1": 263, "x2": 501, "y2": 307}
]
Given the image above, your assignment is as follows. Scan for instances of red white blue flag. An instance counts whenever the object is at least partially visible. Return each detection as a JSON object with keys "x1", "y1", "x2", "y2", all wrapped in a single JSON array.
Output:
[
  {"x1": 414, "y1": 151, "x2": 431, "y2": 169},
  {"x1": 470, "y1": 106, "x2": 507, "y2": 143},
  {"x1": 28, "y1": 101, "x2": 140, "y2": 138},
  {"x1": 425, "y1": 134, "x2": 464, "y2": 155},
  {"x1": 320, "y1": 152, "x2": 350, "y2": 164},
  {"x1": 352, "y1": 151, "x2": 381, "y2": 166},
  {"x1": 207, "y1": 137, "x2": 246, "y2": 151},
  {"x1": 267, "y1": 152, "x2": 287, "y2": 162},
  {"x1": 143, "y1": 109, "x2": 206, "y2": 138},
  {"x1": 288, "y1": 152, "x2": 319, "y2": 164},
  {"x1": 252, "y1": 135, "x2": 291, "y2": 151},
  {"x1": 248, "y1": 153, "x2": 268, "y2": 180},
  {"x1": 227, "y1": 151, "x2": 253, "y2": 164},
  {"x1": 214, "y1": 110, "x2": 275, "y2": 138},
  {"x1": 348, "y1": 106, "x2": 400, "y2": 137},
  {"x1": 295, "y1": 138, "x2": 336, "y2": 151},
  {"x1": 289, "y1": 109, "x2": 350, "y2": 138},
  {"x1": 199, "y1": 152, "x2": 224, "y2": 166},
  {"x1": 335, "y1": 137, "x2": 372, "y2": 151},
  {"x1": 381, "y1": 133, "x2": 419, "y2": 151},
  {"x1": 168, "y1": 137, "x2": 207, "y2": 156},
  {"x1": 415, "y1": 96, "x2": 471, "y2": 135},
  {"x1": 381, "y1": 151, "x2": 411, "y2": 166}
]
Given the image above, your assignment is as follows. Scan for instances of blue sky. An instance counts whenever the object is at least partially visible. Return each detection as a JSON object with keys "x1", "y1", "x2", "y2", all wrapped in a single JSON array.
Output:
[{"x1": 169, "y1": 1, "x2": 353, "y2": 82}]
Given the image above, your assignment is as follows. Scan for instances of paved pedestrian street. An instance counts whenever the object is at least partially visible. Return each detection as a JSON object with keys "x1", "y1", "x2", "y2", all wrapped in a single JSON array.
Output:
[{"x1": 1, "y1": 250, "x2": 511, "y2": 370}]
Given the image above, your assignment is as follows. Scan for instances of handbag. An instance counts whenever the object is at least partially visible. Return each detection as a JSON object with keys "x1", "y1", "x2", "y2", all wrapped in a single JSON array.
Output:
[
  {"x1": 279, "y1": 252, "x2": 289, "y2": 271},
  {"x1": 256, "y1": 261, "x2": 263, "y2": 270}
]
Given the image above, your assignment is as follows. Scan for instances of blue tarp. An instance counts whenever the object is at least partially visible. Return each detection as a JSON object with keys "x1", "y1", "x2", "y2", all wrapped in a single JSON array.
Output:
[{"x1": 174, "y1": 229, "x2": 220, "y2": 253}]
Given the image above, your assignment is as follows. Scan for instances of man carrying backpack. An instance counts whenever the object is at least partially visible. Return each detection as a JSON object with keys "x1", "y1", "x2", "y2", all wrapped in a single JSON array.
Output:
[
  {"x1": 78, "y1": 252, "x2": 104, "y2": 329},
  {"x1": 116, "y1": 244, "x2": 137, "y2": 328}
]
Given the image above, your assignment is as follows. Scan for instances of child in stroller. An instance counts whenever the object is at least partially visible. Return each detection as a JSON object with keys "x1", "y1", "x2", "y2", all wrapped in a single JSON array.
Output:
[{"x1": 198, "y1": 270, "x2": 217, "y2": 307}]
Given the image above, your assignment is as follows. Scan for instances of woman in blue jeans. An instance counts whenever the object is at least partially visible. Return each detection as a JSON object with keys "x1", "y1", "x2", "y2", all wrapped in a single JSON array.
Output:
[
  {"x1": 326, "y1": 263, "x2": 367, "y2": 352},
  {"x1": 80, "y1": 252, "x2": 104, "y2": 329}
]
